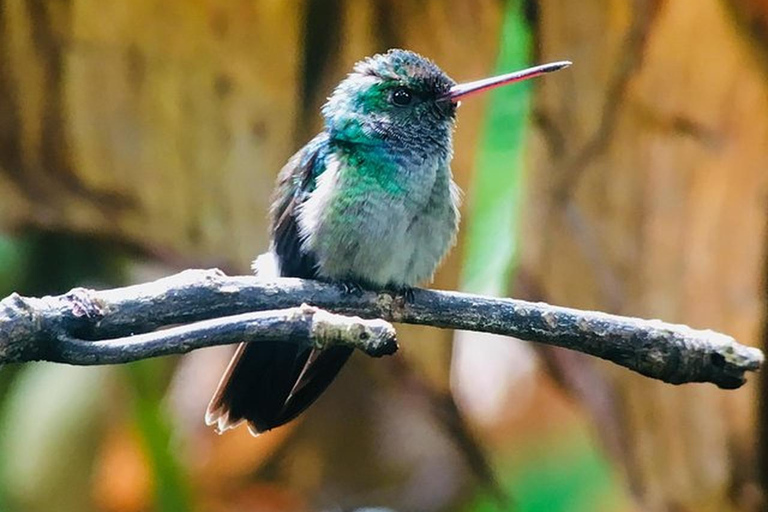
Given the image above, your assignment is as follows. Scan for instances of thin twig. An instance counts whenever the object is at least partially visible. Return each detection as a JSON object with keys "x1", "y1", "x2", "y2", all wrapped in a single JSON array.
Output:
[
  {"x1": 0, "y1": 269, "x2": 762, "y2": 389},
  {"x1": 53, "y1": 305, "x2": 397, "y2": 365}
]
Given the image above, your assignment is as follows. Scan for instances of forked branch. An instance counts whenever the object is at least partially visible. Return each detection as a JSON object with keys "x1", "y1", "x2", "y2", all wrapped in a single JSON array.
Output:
[{"x1": 0, "y1": 269, "x2": 762, "y2": 389}]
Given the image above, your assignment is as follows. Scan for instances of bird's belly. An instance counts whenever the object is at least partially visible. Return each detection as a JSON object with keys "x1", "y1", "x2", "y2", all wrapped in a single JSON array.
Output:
[
  {"x1": 302, "y1": 194, "x2": 457, "y2": 287},
  {"x1": 310, "y1": 203, "x2": 417, "y2": 286},
  {"x1": 298, "y1": 157, "x2": 458, "y2": 287}
]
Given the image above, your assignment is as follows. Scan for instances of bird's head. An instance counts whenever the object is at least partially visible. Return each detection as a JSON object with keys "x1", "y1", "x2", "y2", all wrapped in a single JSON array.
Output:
[
  {"x1": 322, "y1": 49, "x2": 570, "y2": 157},
  {"x1": 322, "y1": 49, "x2": 456, "y2": 155}
]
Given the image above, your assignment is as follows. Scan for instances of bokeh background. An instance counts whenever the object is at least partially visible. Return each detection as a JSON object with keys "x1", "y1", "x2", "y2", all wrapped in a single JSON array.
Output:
[{"x1": 0, "y1": 0, "x2": 767, "y2": 511}]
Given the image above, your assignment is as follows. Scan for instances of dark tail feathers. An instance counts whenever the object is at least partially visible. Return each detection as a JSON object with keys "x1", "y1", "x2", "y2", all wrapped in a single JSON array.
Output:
[{"x1": 206, "y1": 340, "x2": 353, "y2": 435}]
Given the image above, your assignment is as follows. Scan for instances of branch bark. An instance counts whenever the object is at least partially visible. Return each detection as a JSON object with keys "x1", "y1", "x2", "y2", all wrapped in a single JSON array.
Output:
[{"x1": 0, "y1": 269, "x2": 762, "y2": 389}]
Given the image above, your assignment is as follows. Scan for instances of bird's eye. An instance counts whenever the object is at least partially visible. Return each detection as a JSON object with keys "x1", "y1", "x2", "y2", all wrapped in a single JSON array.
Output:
[{"x1": 391, "y1": 87, "x2": 413, "y2": 106}]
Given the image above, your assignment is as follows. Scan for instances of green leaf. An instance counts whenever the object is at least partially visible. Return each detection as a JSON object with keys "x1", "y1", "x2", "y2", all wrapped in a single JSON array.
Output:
[{"x1": 460, "y1": 0, "x2": 533, "y2": 296}]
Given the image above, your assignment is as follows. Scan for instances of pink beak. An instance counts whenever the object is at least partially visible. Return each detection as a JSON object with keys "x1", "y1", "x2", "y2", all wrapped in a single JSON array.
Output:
[{"x1": 445, "y1": 60, "x2": 571, "y2": 102}]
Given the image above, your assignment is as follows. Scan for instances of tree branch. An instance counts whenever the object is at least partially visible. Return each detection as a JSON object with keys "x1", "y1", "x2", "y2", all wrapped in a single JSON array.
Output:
[{"x1": 0, "y1": 269, "x2": 762, "y2": 389}]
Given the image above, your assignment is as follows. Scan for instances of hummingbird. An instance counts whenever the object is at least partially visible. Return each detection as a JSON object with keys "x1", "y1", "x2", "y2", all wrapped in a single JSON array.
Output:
[{"x1": 206, "y1": 49, "x2": 570, "y2": 435}]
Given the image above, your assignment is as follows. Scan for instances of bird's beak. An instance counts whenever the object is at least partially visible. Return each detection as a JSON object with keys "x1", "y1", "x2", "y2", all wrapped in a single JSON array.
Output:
[{"x1": 444, "y1": 61, "x2": 571, "y2": 103}]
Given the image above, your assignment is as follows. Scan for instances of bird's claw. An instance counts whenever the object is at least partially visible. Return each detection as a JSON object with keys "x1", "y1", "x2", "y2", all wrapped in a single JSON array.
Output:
[
  {"x1": 385, "y1": 285, "x2": 416, "y2": 302},
  {"x1": 339, "y1": 281, "x2": 365, "y2": 296}
]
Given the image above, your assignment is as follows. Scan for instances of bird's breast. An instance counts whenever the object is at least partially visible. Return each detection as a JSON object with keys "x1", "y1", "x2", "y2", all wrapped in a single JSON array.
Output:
[{"x1": 297, "y1": 153, "x2": 459, "y2": 287}]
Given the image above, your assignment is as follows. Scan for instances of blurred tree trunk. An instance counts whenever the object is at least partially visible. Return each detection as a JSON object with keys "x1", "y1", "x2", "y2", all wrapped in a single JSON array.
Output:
[
  {"x1": 0, "y1": 0, "x2": 307, "y2": 270},
  {"x1": 524, "y1": 0, "x2": 768, "y2": 511}
]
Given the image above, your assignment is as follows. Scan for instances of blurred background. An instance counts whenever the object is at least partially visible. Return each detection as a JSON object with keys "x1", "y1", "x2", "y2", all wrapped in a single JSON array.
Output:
[{"x1": 0, "y1": 0, "x2": 766, "y2": 511}]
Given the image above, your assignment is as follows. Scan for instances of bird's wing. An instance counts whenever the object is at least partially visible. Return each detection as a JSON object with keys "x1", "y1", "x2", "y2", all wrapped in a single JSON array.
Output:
[{"x1": 270, "y1": 132, "x2": 330, "y2": 278}]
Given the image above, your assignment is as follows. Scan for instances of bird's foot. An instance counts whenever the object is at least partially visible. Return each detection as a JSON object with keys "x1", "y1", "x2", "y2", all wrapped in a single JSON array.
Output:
[
  {"x1": 386, "y1": 284, "x2": 416, "y2": 302},
  {"x1": 338, "y1": 280, "x2": 365, "y2": 296}
]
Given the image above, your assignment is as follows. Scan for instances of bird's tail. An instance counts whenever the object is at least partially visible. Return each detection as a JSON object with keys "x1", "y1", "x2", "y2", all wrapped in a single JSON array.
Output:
[
  {"x1": 205, "y1": 341, "x2": 353, "y2": 435},
  {"x1": 205, "y1": 252, "x2": 353, "y2": 435}
]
